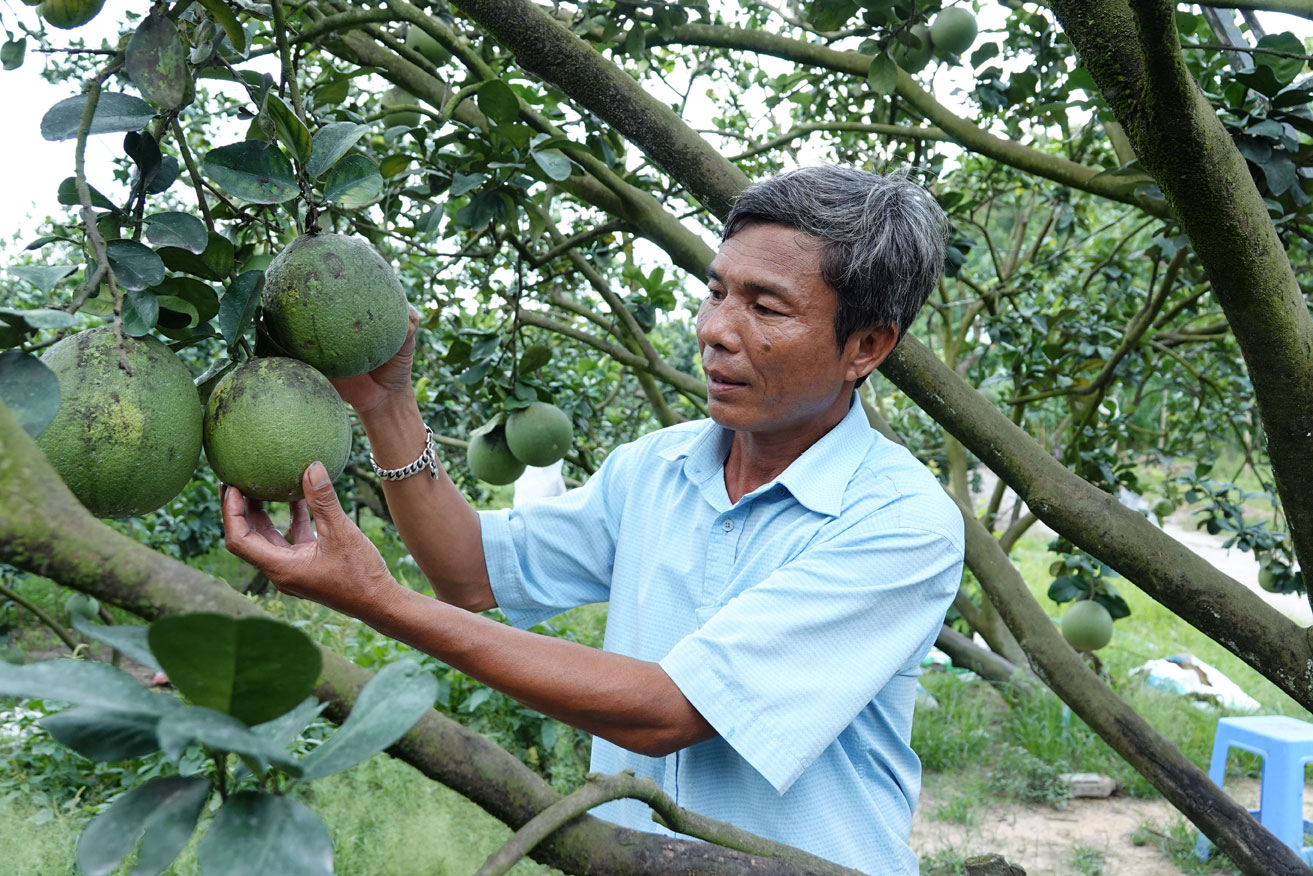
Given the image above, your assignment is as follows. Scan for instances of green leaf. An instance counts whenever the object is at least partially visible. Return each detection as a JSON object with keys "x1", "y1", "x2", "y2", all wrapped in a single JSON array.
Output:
[
  {"x1": 8, "y1": 264, "x2": 79, "y2": 293},
  {"x1": 299, "y1": 659, "x2": 436, "y2": 780},
  {"x1": 1255, "y1": 32, "x2": 1306, "y2": 86},
  {"x1": 121, "y1": 289, "x2": 160, "y2": 337},
  {"x1": 449, "y1": 171, "x2": 486, "y2": 197},
  {"x1": 530, "y1": 149, "x2": 572, "y2": 181},
  {"x1": 41, "y1": 705, "x2": 163, "y2": 761},
  {"x1": 194, "y1": 357, "x2": 236, "y2": 405},
  {"x1": 251, "y1": 696, "x2": 327, "y2": 751},
  {"x1": 379, "y1": 154, "x2": 410, "y2": 179},
  {"x1": 203, "y1": 141, "x2": 299, "y2": 204},
  {"x1": 476, "y1": 80, "x2": 520, "y2": 125},
  {"x1": 265, "y1": 94, "x2": 312, "y2": 164},
  {"x1": 0, "y1": 352, "x2": 60, "y2": 437},
  {"x1": 158, "y1": 231, "x2": 235, "y2": 281},
  {"x1": 143, "y1": 212, "x2": 207, "y2": 254},
  {"x1": 1, "y1": 38, "x2": 25, "y2": 71},
  {"x1": 57, "y1": 177, "x2": 119, "y2": 212},
  {"x1": 41, "y1": 93, "x2": 157, "y2": 142},
  {"x1": 156, "y1": 295, "x2": 200, "y2": 329},
  {"x1": 24, "y1": 234, "x2": 75, "y2": 250},
  {"x1": 154, "y1": 705, "x2": 303, "y2": 774},
  {"x1": 306, "y1": 121, "x2": 367, "y2": 178},
  {"x1": 106, "y1": 239, "x2": 166, "y2": 292},
  {"x1": 125, "y1": 13, "x2": 188, "y2": 111},
  {"x1": 197, "y1": 792, "x2": 332, "y2": 876},
  {"x1": 198, "y1": 0, "x2": 247, "y2": 56},
  {"x1": 0, "y1": 658, "x2": 179, "y2": 715},
  {"x1": 69, "y1": 615, "x2": 161, "y2": 671},
  {"x1": 150, "y1": 276, "x2": 220, "y2": 324},
  {"x1": 323, "y1": 154, "x2": 383, "y2": 206},
  {"x1": 867, "y1": 53, "x2": 897, "y2": 95},
  {"x1": 147, "y1": 613, "x2": 322, "y2": 726},
  {"x1": 76, "y1": 777, "x2": 210, "y2": 876},
  {"x1": 217, "y1": 270, "x2": 264, "y2": 350}
]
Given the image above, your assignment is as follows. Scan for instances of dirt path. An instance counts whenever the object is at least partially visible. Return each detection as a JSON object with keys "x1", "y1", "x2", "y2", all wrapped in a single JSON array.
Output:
[{"x1": 910, "y1": 789, "x2": 1185, "y2": 875}]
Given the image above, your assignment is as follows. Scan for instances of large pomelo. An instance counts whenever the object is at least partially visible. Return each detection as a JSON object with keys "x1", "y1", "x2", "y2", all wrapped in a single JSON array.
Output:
[
  {"x1": 1060, "y1": 600, "x2": 1114, "y2": 652},
  {"x1": 203, "y1": 357, "x2": 351, "y2": 502},
  {"x1": 39, "y1": 0, "x2": 104, "y2": 29},
  {"x1": 37, "y1": 328, "x2": 202, "y2": 518},
  {"x1": 260, "y1": 233, "x2": 410, "y2": 379},
  {"x1": 890, "y1": 24, "x2": 933, "y2": 74},
  {"x1": 930, "y1": 8, "x2": 978, "y2": 56},
  {"x1": 505, "y1": 401, "x2": 573, "y2": 467},
  {"x1": 467, "y1": 422, "x2": 525, "y2": 485}
]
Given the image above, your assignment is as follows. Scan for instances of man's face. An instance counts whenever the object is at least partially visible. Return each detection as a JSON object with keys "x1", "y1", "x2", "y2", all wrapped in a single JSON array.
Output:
[{"x1": 697, "y1": 223, "x2": 886, "y2": 439}]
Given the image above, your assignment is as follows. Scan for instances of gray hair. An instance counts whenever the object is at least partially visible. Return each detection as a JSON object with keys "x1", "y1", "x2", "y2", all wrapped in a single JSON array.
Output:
[{"x1": 722, "y1": 166, "x2": 948, "y2": 350}]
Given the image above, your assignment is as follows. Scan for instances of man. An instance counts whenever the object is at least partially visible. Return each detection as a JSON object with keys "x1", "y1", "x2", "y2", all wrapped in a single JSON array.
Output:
[{"x1": 222, "y1": 165, "x2": 964, "y2": 875}]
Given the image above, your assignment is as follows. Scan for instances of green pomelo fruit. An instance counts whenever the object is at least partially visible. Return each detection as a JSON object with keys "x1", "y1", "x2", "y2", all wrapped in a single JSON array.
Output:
[
  {"x1": 890, "y1": 25, "x2": 933, "y2": 74},
  {"x1": 405, "y1": 25, "x2": 451, "y2": 66},
  {"x1": 203, "y1": 357, "x2": 352, "y2": 502},
  {"x1": 0, "y1": 645, "x2": 25, "y2": 665},
  {"x1": 39, "y1": 0, "x2": 104, "y2": 29},
  {"x1": 1061, "y1": 600, "x2": 1114, "y2": 651},
  {"x1": 1152, "y1": 498, "x2": 1175, "y2": 519},
  {"x1": 505, "y1": 401, "x2": 573, "y2": 467},
  {"x1": 1259, "y1": 567, "x2": 1281, "y2": 593},
  {"x1": 467, "y1": 425, "x2": 526, "y2": 485},
  {"x1": 261, "y1": 233, "x2": 410, "y2": 379},
  {"x1": 381, "y1": 87, "x2": 422, "y2": 128},
  {"x1": 37, "y1": 328, "x2": 203, "y2": 518},
  {"x1": 66, "y1": 592, "x2": 100, "y2": 621},
  {"x1": 930, "y1": 8, "x2": 978, "y2": 56}
]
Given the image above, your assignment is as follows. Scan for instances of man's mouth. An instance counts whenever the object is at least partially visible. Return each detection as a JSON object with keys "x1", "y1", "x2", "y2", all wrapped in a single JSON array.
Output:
[{"x1": 705, "y1": 369, "x2": 748, "y2": 392}]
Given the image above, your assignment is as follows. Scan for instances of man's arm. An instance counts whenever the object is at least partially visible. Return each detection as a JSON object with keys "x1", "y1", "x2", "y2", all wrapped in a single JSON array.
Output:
[
  {"x1": 220, "y1": 469, "x2": 714, "y2": 757},
  {"x1": 325, "y1": 309, "x2": 492, "y2": 612}
]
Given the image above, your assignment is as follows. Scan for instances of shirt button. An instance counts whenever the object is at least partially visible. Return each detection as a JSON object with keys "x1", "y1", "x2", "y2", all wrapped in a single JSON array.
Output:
[{"x1": 722, "y1": 519, "x2": 734, "y2": 531}]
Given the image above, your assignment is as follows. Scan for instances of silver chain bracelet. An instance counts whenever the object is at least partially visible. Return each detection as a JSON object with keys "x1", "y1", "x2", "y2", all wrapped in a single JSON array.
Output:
[{"x1": 370, "y1": 425, "x2": 439, "y2": 481}]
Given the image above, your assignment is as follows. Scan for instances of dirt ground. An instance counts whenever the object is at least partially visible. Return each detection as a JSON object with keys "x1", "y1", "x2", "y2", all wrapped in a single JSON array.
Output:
[{"x1": 910, "y1": 776, "x2": 1292, "y2": 875}]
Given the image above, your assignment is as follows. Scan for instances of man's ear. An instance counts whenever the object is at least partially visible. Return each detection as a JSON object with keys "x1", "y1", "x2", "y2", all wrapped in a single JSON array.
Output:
[{"x1": 845, "y1": 324, "x2": 900, "y2": 383}]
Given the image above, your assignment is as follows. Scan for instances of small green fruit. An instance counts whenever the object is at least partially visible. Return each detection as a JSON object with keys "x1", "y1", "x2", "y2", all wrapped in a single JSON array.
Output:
[
  {"x1": 1061, "y1": 600, "x2": 1114, "y2": 651},
  {"x1": 930, "y1": 7, "x2": 978, "y2": 56},
  {"x1": 890, "y1": 24, "x2": 933, "y2": 74},
  {"x1": 0, "y1": 645, "x2": 25, "y2": 665},
  {"x1": 1259, "y1": 566, "x2": 1281, "y2": 593},
  {"x1": 505, "y1": 402, "x2": 573, "y2": 467},
  {"x1": 203, "y1": 357, "x2": 352, "y2": 502},
  {"x1": 66, "y1": 592, "x2": 100, "y2": 621},
  {"x1": 467, "y1": 424, "x2": 526, "y2": 485}
]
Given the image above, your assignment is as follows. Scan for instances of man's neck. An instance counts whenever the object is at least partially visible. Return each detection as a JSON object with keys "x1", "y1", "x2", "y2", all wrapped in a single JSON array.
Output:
[{"x1": 721, "y1": 404, "x2": 850, "y2": 503}]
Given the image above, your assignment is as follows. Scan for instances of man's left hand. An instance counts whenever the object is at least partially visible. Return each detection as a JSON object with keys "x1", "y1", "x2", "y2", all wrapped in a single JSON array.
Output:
[{"x1": 221, "y1": 461, "x2": 401, "y2": 618}]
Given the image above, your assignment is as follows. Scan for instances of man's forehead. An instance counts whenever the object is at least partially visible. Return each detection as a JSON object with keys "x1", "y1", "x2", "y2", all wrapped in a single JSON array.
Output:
[{"x1": 709, "y1": 224, "x2": 825, "y2": 285}]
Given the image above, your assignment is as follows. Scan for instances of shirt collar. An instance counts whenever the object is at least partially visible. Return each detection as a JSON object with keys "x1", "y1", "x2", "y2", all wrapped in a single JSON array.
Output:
[{"x1": 655, "y1": 394, "x2": 874, "y2": 516}]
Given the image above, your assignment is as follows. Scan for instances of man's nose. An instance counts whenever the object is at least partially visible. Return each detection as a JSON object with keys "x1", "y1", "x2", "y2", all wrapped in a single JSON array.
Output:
[{"x1": 697, "y1": 298, "x2": 740, "y2": 351}]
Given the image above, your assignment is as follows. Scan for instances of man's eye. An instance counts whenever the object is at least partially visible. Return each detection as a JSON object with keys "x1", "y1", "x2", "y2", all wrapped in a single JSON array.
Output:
[{"x1": 754, "y1": 304, "x2": 779, "y2": 315}]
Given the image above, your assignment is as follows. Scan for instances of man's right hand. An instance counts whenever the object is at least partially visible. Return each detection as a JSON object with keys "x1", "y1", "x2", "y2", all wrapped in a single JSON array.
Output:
[{"x1": 330, "y1": 305, "x2": 421, "y2": 414}]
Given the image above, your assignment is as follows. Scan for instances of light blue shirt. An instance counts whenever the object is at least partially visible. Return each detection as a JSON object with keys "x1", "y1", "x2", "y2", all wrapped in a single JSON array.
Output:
[{"x1": 479, "y1": 397, "x2": 964, "y2": 875}]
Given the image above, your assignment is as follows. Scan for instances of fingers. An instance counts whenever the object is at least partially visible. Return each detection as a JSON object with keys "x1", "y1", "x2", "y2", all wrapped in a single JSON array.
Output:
[
  {"x1": 221, "y1": 485, "x2": 293, "y2": 571},
  {"x1": 245, "y1": 495, "x2": 291, "y2": 548},
  {"x1": 301, "y1": 462, "x2": 349, "y2": 536},
  {"x1": 288, "y1": 499, "x2": 315, "y2": 545}
]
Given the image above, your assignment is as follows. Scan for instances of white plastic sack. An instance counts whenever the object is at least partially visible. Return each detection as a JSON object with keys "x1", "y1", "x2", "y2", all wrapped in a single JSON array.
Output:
[{"x1": 1131, "y1": 654, "x2": 1260, "y2": 712}]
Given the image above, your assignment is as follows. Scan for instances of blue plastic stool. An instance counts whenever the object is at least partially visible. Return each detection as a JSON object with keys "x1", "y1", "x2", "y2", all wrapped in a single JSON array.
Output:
[{"x1": 1194, "y1": 715, "x2": 1313, "y2": 864}]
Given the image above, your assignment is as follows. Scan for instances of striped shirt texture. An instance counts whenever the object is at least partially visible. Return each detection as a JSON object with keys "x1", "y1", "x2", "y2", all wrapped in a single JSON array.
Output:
[{"x1": 479, "y1": 396, "x2": 965, "y2": 874}]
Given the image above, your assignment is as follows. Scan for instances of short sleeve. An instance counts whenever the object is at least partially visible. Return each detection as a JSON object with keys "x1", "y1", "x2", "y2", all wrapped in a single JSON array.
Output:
[
  {"x1": 480, "y1": 441, "x2": 636, "y2": 629},
  {"x1": 659, "y1": 521, "x2": 962, "y2": 794}
]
